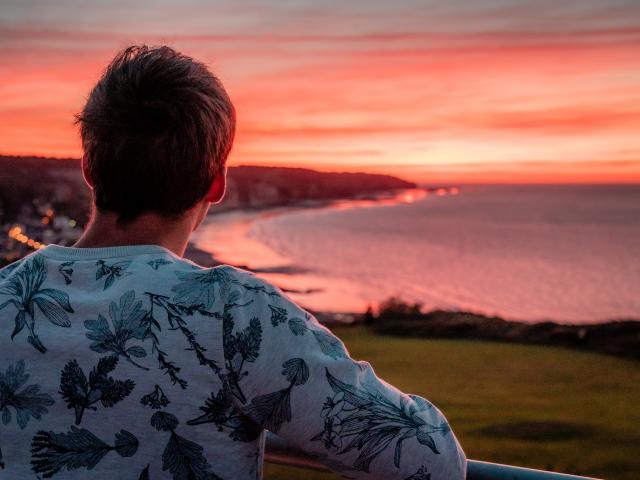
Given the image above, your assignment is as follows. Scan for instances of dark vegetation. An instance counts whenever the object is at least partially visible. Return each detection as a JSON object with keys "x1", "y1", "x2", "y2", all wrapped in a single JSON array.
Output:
[{"x1": 364, "y1": 296, "x2": 640, "y2": 360}]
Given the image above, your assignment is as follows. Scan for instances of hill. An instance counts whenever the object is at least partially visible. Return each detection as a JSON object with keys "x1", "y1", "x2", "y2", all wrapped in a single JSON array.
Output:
[{"x1": 0, "y1": 155, "x2": 416, "y2": 223}]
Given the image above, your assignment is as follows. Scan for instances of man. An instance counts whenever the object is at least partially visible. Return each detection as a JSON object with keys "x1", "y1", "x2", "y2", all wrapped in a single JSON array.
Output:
[{"x1": 0, "y1": 45, "x2": 466, "y2": 479}]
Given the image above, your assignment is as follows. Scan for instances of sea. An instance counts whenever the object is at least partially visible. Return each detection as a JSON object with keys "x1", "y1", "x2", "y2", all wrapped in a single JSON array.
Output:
[{"x1": 191, "y1": 184, "x2": 640, "y2": 324}]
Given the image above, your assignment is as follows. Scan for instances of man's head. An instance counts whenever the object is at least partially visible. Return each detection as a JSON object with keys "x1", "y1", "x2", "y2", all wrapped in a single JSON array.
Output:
[{"x1": 77, "y1": 45, "x2": 235, "y2": 224}]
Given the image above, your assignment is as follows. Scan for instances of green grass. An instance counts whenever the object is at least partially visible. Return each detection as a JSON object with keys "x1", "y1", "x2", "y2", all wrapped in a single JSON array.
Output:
[{"x1": 266, "y1": 327, "x2": 640, "y2": 480}]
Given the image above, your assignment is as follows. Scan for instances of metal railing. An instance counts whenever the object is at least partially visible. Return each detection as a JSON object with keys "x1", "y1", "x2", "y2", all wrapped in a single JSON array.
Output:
[{"x1": 265, "y1": 433, "x2": 601, "y2": 480}]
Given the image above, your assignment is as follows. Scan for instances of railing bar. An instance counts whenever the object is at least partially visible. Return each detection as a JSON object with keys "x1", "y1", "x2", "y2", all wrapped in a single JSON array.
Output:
[
  {"x1": 265, "y1": 433, "x2": 602, "y2": 480},
  {"x1": 467, "y1": 460, "x2": 603, "y2": 480}
]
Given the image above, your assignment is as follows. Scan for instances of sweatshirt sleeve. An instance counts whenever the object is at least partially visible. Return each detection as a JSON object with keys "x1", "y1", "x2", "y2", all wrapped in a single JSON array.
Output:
[{"x1": 222, "y1": 269, "x2": 467, "y2": 480}]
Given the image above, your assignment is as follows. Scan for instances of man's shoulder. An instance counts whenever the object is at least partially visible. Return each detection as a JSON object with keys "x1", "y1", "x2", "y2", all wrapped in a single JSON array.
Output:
[
  {"x1": 198, "y1": 264, "x2": 290, "y2": 313},
  {"x1": 168, "y1": 261, "x2": 284, "y2": 312},
  {"x1": 220, "y1": 265, "x2": 284, "y2": 298},
  {"x1": 0, "y1": 250, "x2": 40, "y2": 281},
  {"x1": 0, "y1": 258, "x2": 25, "y2": 280}
]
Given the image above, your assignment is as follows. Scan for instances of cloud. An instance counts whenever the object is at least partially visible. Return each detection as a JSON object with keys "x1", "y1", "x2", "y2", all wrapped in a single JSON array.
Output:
[
  {"x1": 449, "y1": 107, "x2": 640, "y2": 134},
  {"x1": 0, "y1": 0, "x2": 639, "y2": 182}
]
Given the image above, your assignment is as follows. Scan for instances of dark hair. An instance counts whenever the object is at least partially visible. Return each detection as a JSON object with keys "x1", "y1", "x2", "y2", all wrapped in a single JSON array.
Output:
[{"x1": 77, "y1": 45, "x2": 235, "y2": 223}]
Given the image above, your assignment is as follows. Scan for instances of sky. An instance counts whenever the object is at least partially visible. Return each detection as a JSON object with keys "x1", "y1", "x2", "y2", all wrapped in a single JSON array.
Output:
[{"x1": 0, "y1": 0, "x2": 639, "y2": 183}]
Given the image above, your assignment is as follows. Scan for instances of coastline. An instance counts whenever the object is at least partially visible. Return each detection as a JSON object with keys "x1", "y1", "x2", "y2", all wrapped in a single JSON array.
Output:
[{"x1": 183, "y1": 192, "x2": 640, "y2": 361}]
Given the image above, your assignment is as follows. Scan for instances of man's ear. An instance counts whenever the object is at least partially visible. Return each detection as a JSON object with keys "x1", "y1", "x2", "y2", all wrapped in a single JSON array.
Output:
[
  {"x1": 81, "y1": 155, "x2": 94, "y2": 189},
  {"x1": 204, "y1": 168, "x2": 227, "y2": 204}
]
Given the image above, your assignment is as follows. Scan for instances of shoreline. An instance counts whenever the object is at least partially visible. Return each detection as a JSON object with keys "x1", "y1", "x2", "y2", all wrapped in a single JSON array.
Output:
[
  {"x1": 186, "y1": 236, "x2": 640, "y2": 361},
  {"x1": 185, "y1": 193, "x2": 640, "y2": 332}
]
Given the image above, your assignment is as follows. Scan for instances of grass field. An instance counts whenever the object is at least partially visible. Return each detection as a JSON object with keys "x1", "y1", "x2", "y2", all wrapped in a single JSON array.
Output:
[{"x1": 265, "y1": 327, "x2": 640, "y2": 480}]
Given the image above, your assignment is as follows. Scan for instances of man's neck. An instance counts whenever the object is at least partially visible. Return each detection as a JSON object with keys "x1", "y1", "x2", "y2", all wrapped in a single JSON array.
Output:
[{"x1": 73, "y1": 210, "x2": 195, "y2": 257}]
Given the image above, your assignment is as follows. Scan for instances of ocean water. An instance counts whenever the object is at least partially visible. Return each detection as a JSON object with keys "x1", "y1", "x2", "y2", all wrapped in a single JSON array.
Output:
[{"x1": 193, "y1": 185, "x2": 640, "y2": 324}]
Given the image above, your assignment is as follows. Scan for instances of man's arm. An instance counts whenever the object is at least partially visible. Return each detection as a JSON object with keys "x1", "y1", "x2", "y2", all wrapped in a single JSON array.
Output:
[{"x1": 222, "y1": 270, "x2": 466, "y2": 479}]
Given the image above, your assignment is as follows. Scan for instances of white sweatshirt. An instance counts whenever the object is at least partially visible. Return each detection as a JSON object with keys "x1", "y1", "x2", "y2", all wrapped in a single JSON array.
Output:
[{"x1": 0, "y1": 243, "x2": 466, "y2": 479}]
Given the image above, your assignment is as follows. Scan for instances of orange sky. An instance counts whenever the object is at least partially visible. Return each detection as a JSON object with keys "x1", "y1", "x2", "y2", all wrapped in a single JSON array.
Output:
[{"x1": 1, "y1": 1, "x2": 639, "y2": 183}]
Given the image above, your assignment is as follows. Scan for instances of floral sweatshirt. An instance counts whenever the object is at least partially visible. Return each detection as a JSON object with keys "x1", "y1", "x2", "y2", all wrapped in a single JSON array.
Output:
[{"x1": 0, "y1": 244, "x2": 466, "y2": 480}]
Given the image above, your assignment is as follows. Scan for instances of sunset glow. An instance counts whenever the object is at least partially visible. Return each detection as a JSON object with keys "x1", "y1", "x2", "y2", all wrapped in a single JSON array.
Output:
[{"x1": 1, "y1": 1, "x2": 639, "y2": 183}]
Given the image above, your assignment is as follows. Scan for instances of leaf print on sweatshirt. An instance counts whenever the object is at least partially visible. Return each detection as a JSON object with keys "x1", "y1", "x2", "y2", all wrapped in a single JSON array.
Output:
[
  {"x1": 243, "y1": 358, "x2": 309, "y2": 433},
  {"x1": 150, "y1": 411, "x2": 224, "y2": 480},
  {"x1": 0, "y1": 255, "x2": 74, "y2": 353},
  {"x1": 96, "y1": 259, "x2": 132, "y2": 290},
  {"x1": 0, "y1": 359, "x2": 55, "y2": 428},
  {"x1": 136, "y1": 294, "x2": 187, "y2": 389},
  {"x1": 186, "y1": 380, "x2": 261, "y2": 443},
  {"x1": 185, "y1": 297, "x2": 263, "y2": 442},
  {"x1": 141, "y1": 292, "x2": 223, "y2": 389},
  {"x1": 170, "y1": 267, "x2": 231, "y2": 310},
  {"x1": 1, "y1": 360, "x2": 55, "y2": 469},
  {"x1": 234, "y1": 281, "x2": 281, "y2": 298},
  {"x1": 59, "y1": 355, "x2": 135, "y2": 425},
  {"x1": 139, "y1": 464, "x2": 150, "y2": 480},
  {"x1": 140, "y1": 384, "x2": 171, "y2": 410},
  {"x1": 268, "y1": 304, "x2": 288, "y2": 327},
  {"x1": 147, "y1": 258, "x2": 173, "y2": 270},
  {"x1": 222, "y1": 307, "x2": 262, "y2": 404},
  {"x1": 58, "y1": 261, "x2": 74, "y2": 285},
  {"x1": 31, "y1": 426, "x2": 138, "y2": 478},
  {"x1": 406, "y1": 466, "x2": 432, "y2": 479},
  {"x1": 311, "y1": 368, "x2": 449, "y2": 472},
  {"x1": 288, "y1": 317, "x2": 348, "y2": 360},
  {"x1": 84, "y1": 290, "x2": 149, "y2": 370}
]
